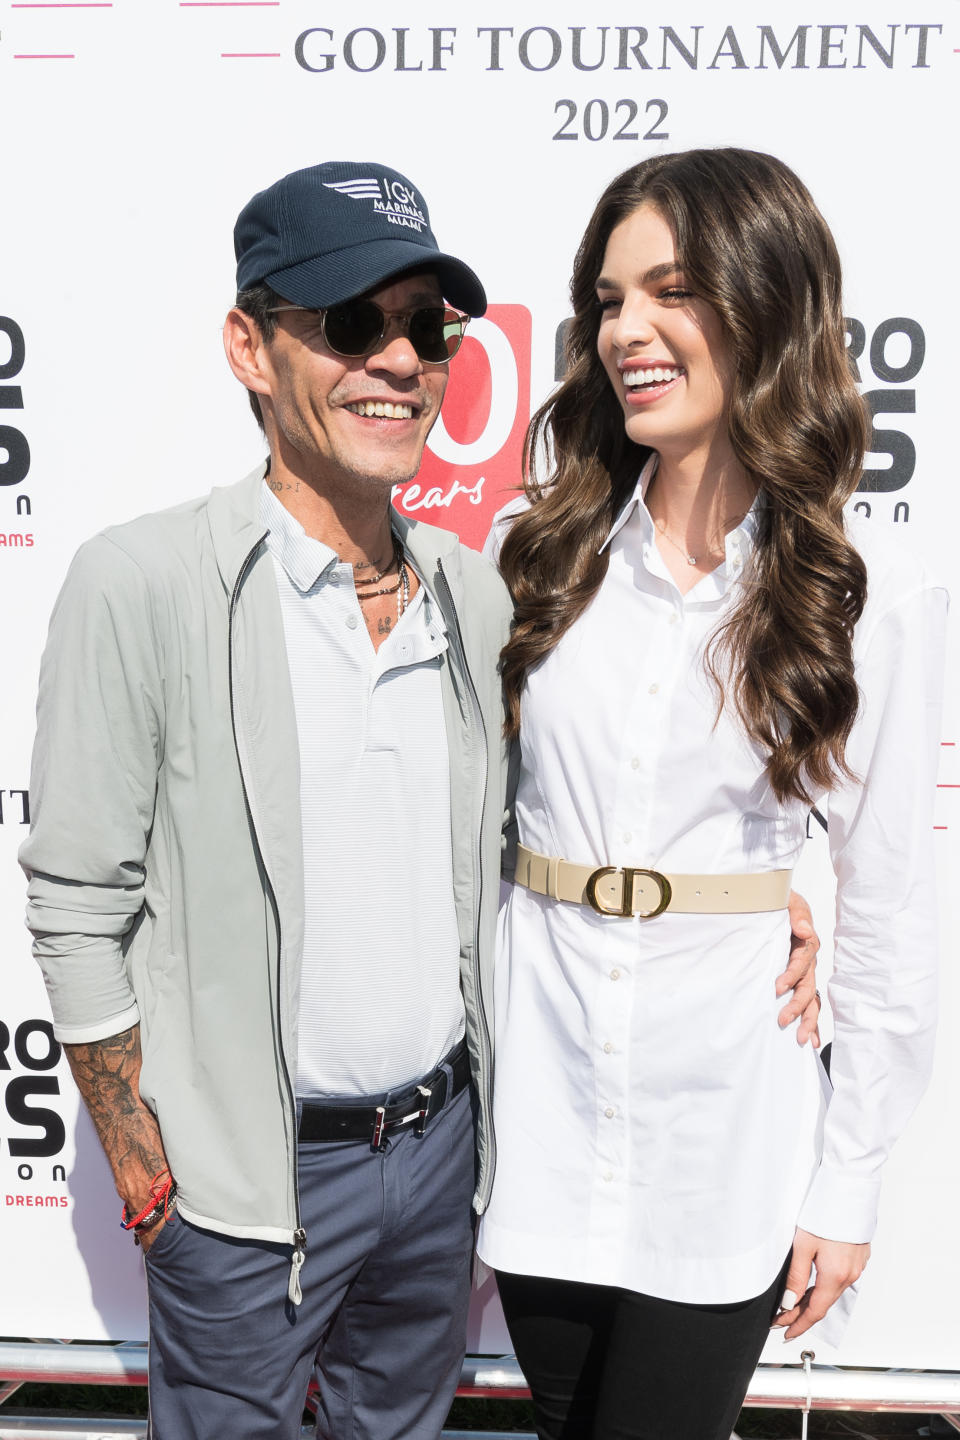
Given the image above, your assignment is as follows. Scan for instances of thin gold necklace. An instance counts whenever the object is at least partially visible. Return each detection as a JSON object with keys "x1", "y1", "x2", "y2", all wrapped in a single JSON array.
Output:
[{"x1": 653, "y1": 511, "x2": 748, "y2": 567}]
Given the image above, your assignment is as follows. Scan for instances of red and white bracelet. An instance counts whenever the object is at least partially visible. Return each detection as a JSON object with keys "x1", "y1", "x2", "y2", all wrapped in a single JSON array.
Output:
[{"x1": 120, "y1": 1169, "x2": 177, "y2": 1244}]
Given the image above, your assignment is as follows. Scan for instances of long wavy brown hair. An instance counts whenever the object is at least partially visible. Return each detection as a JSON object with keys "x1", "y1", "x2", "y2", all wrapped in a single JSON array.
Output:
[{"x1": 499, "y1": 148, "x2": 869, "y2": 803}]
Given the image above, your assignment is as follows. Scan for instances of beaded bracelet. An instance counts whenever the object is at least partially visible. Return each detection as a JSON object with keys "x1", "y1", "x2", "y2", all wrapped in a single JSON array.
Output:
[{"x1": 120, "y1": 1169, "x2": 177, "y2": 1239}]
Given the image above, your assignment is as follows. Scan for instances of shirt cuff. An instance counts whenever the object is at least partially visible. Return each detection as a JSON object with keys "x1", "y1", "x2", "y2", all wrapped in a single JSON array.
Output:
[
  {"x1": 797, "y1": 1163, "x2": 881, "y2": 1244},
  {"x1": 51, "y1": 1002, "x2": 141, "y2": 1046}
]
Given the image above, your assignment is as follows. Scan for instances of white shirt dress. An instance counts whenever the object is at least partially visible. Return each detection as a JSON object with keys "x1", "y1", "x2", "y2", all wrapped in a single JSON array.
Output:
[{"x1": 477, "y1": 456, "x2": 947, "y2": 1309}]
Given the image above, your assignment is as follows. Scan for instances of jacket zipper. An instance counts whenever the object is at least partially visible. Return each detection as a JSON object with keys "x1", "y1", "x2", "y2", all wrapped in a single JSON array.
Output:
[
  {"x1": 228, "y1": 538, "x2": 306, "y2": 1301},
  {"x1": 436, "y1": 558, "x2": 496, "y2": 1210}
]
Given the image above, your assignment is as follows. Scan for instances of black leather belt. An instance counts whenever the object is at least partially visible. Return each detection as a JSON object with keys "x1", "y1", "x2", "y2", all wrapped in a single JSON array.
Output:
[{"x1": 297, "y1": 1041, "x2": 471, "y2": 1151}]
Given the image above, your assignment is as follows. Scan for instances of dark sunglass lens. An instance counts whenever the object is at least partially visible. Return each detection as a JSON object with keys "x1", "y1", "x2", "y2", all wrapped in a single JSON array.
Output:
[
  {"x1": 409, "y1": 307, "x2": 464, "y2": 362},
  {"x1": 323, "y1": 300, "x2": 384, "y2": 357}
]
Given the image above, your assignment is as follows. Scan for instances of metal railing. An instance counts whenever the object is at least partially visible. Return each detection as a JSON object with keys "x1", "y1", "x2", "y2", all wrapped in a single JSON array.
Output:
[{"x1": 1, "y1": 1342, "x2": 959, "y2": 1438}]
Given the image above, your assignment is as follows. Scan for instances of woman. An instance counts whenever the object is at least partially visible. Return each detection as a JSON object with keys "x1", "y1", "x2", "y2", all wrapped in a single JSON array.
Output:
[{"x1": 477, "y1": 149, "x2": 946, "y2": 1440}]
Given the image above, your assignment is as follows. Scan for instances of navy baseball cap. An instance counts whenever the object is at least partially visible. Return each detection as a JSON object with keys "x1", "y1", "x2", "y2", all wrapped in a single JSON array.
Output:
[{"x1": 234, "y1": 161, "x2": 486, "y2": 317}]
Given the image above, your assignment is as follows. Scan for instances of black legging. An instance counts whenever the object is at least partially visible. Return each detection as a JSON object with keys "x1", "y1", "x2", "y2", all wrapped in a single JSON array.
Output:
[{"x1": 496, "y1": 1254, "x2": 791, "y2": 1440}]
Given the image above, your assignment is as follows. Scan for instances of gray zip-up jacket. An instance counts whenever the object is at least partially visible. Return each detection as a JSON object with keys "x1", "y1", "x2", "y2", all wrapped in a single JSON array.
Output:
[{"x1": 20, "y1": 466, "x2": 514, "y2": 1261}]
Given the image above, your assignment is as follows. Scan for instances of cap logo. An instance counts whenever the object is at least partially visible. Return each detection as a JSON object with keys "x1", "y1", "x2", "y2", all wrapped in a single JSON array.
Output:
[{"x1": 323, "y1": 175, "x2": 427, "y2": 233}]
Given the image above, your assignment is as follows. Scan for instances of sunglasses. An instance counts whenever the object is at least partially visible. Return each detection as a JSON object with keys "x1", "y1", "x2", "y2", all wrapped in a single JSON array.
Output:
[{"x1": 266, "y1": 299, "x2": 470, "y2": 363}]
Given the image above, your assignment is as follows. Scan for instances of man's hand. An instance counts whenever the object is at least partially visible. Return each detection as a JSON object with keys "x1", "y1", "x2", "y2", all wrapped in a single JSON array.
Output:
[
  {"x1": 771, "y1": 1228, "x2": 870, "y2": 1339},
  {"x1": 64, "y1": 1027, "x2": 173, "y2": 1246},
  {"x1": 135, "y1": 1203, "x2": 176, "y2": 1254},
  {"x1": 776, "y1": 890, "x2": 821, "y2": 1047}
]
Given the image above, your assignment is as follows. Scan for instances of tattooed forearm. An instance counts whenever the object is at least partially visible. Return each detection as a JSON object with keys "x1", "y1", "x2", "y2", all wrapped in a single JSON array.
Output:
[{"x1": 64, "y1": 1027, "x2": 169, "y2": 1203}]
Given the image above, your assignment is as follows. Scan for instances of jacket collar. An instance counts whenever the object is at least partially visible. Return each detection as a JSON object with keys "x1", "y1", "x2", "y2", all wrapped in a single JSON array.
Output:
[
  {"x1": 206, "y1": 460, "x2": 465, "y2": 597},
  {"x1": 206, "y1": 462, "x2": 271, "y2": 595},
  {"x1": 392, "y1": 504, "x2": 463, "y2": 589}
]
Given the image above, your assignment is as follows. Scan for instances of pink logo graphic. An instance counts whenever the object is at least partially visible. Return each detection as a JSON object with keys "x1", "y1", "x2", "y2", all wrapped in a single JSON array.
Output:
[{"x1": 393, "y1": 305, "x2": 532, "y2": 552}]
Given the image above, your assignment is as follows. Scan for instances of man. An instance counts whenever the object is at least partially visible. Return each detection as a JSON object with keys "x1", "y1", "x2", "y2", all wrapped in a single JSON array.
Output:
[
  {"x1": 20, "y1": 160, "x2": 818, "y2": 1439},
  {"x1": 21, "y1": 160, "x2": 512, "y2": 1439}
]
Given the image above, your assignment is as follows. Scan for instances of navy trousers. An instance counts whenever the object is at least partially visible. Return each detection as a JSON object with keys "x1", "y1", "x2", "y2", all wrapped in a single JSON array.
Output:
[{"x1": 144, "y1": 1078, "x2": 476, "y2": 1440}]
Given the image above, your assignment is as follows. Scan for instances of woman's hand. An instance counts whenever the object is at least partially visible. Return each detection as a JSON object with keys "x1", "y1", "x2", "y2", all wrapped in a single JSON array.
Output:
[
  {"x1": 771, "y1": 1229, "x2": 870, "y2": 1339},
  {"x1": 776, "y1": 890, "x2": 822, "y2": 1046}
]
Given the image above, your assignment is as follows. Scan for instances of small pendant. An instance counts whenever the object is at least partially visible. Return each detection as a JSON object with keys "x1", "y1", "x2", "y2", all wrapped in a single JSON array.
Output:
[{"x1": 687, "y1": 555, "x2": 697, "y2": 566}]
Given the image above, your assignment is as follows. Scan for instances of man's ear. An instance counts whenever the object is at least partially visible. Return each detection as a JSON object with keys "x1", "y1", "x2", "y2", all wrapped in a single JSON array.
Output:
[{"x1": 223, "y1": 307, "x2": 272, "y2": 402}]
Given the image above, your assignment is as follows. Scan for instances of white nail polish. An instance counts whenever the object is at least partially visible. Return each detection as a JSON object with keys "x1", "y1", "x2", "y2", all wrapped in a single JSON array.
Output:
[{"x1": 780, "y1": 1289, "x2": 798, "y2": 1311}]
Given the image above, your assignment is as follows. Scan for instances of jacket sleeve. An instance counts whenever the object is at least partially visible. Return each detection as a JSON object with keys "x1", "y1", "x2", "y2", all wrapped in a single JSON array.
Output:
[
  {"x1": 19, "y1": 534, "x2": 165, "y2": 1044},
  {"x1": 482, "y1": 502, "x2": 523, "y2": 882},
  {"x1": 796, "y1": 582, "x2": 948, "y2": 1243}
]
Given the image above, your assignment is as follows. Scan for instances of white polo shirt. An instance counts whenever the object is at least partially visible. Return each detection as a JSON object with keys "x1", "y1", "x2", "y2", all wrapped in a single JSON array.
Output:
[{"x1": 260, "y1": 484, "x2": 464, "y2": 1098}]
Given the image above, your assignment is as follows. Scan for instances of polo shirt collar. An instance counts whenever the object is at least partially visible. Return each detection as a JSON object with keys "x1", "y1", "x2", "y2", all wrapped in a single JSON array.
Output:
[{"x1": 259, "y1": 481, "x2": 341, "y2": 593}]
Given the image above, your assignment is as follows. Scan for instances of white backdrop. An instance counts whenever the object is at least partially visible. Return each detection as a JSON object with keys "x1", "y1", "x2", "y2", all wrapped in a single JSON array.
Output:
[{"x1": 1, "y1": 0, "x2": 958, "y2": 1369}]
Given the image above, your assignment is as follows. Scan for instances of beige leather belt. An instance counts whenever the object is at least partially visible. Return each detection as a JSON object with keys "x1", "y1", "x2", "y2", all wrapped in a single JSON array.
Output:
[{"x1": 515, "y1": 843, "x2": 792, "y2": 918}]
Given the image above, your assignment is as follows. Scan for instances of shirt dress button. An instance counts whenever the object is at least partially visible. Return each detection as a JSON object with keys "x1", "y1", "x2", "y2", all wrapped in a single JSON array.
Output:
[
  {"x1": 610, "y1": 969, "x2": 621, "y2": 981},
  {"x1": 603, "y1": 1042, "x2": 614, "y2": 1054},
  {"x1": 630, "y1": 756, "x2": 641, "y2": 770},
  {"x1": 345, "y1": 613, "x2": 359, "y2": 630},
  {"x1": 602, "y1": 1171, "x2": 614, "y2": 1183},
  {"x1": 604, "y1": 1107, "x2": 615, "y2": 1119},
  {"x1": 648, "y1": 683, "x2": 660, "y2": 695}
]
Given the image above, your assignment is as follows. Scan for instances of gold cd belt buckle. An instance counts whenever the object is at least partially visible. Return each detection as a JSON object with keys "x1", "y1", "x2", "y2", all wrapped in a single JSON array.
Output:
[{"x1": 585, "y1": 866, "x2": 673, "y2": 918}]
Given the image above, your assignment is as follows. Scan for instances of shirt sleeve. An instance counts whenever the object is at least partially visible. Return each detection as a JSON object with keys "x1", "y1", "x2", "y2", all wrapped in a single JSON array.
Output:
[
  {"x1": 797, "y1": 582, "x2": 948, "y2": 1242},
  {"x1": 482, "y1": 494, "x2": 530, "y2": 565},
  {"x1": 18, "y1": 535, "x2": 165, "y2": 1044}
]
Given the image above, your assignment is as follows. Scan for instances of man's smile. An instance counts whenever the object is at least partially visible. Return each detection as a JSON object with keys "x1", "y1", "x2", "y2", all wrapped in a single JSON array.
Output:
[{"x1": 342, "y1": 400, "x2": 416, "y2": 419}]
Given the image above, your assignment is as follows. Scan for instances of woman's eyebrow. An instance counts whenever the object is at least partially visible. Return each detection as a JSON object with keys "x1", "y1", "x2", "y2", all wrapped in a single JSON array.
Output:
[{"x1": 596, "y1": 261, "x2": 683, "y2": 291}]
